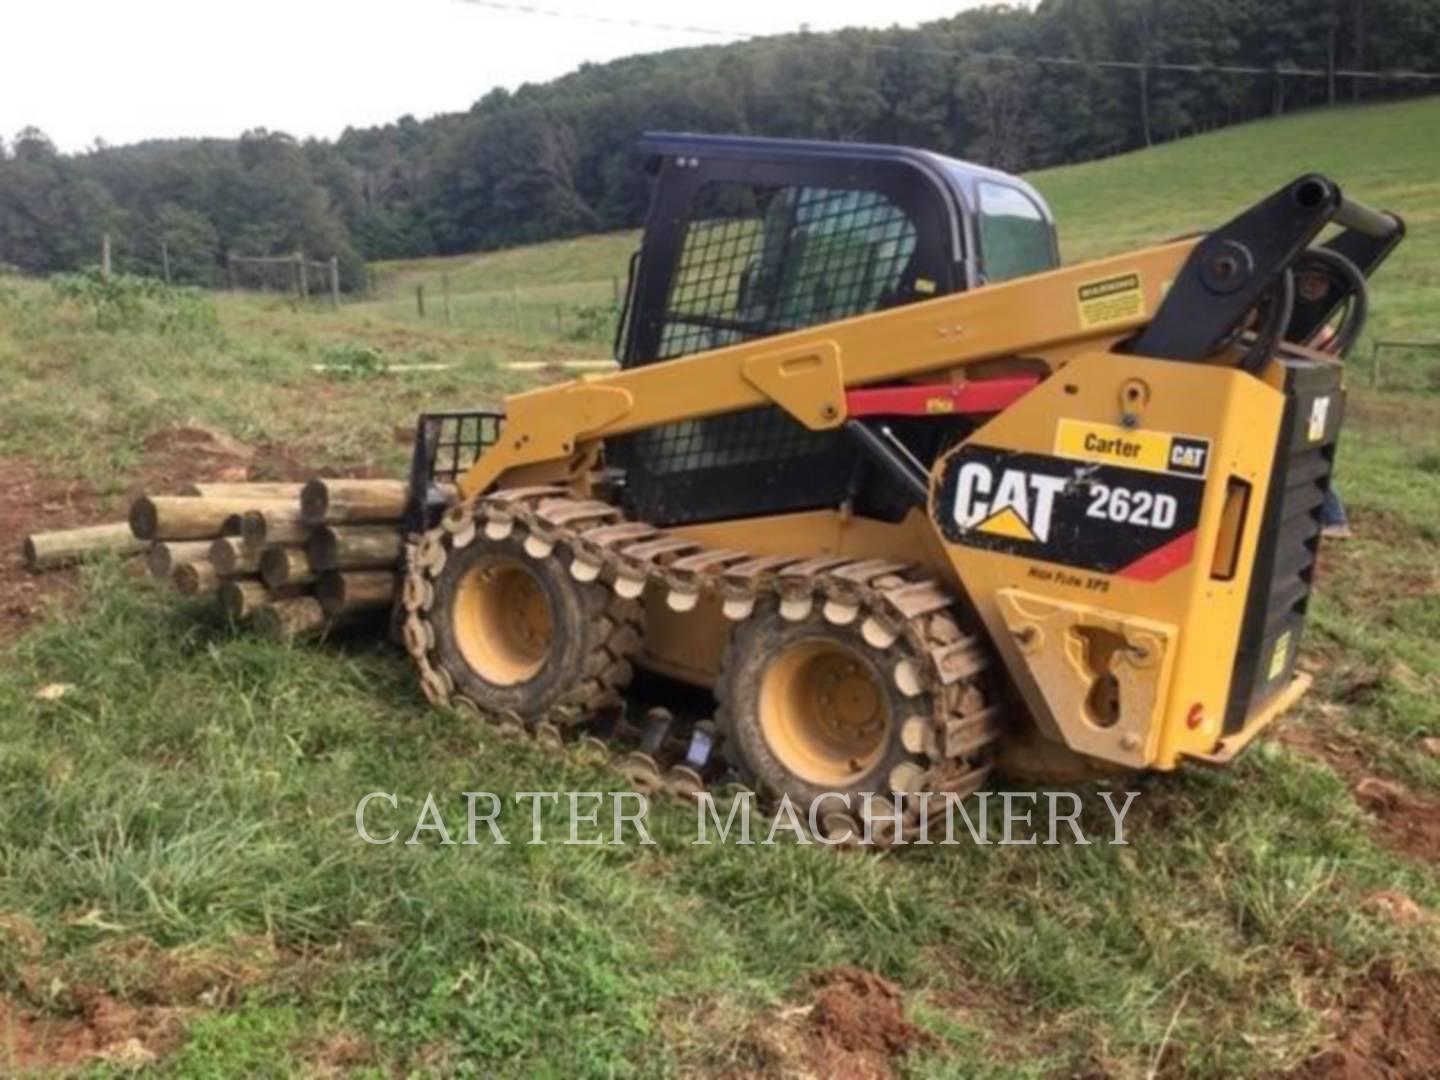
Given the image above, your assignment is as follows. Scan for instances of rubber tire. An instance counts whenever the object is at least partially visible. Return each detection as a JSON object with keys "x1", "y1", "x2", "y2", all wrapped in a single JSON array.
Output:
[
  {"x1": 717, "y1": 601, "x2": 928, "y2": 806},
  {"x1": 428, "y1": 533, "x2": 628, "y2": 719}
]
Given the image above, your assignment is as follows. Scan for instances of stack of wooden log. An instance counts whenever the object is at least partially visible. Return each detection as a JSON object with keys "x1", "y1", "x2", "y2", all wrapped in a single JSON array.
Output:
[{"x1": 124, "y1": 478, "x2": 410, "y2": 640}]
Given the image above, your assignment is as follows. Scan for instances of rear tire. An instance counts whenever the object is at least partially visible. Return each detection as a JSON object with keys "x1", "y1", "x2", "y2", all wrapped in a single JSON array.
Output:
[{"x1": 717, "y1": 602, "x2": 930, "y2": 806}]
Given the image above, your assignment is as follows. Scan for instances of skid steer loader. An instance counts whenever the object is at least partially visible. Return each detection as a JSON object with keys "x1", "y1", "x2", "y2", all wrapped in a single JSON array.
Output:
[{"x1": 399, "y1": 133, "x2": 1402, "y2": 844}]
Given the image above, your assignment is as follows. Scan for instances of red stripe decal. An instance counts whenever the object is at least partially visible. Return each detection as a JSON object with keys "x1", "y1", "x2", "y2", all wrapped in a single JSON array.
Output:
[
  {"x1": 845, "y1": 376, "x2": 1040, "y2": 418},
  {"x1": 1117, "y1": 529, "x2": 1197, "y2": 582}
]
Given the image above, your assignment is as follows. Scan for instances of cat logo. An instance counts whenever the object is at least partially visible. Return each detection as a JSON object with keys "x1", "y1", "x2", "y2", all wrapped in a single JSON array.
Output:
[
  {"x1": 1168, "y1": 437, "x2": 1209, "y2": 475},
  {"x1": 952, "y1": 462, "x2": 1067, "y2": 543}
]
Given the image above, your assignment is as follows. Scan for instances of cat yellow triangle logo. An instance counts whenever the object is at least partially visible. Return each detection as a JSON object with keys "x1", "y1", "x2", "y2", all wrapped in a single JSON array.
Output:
[{"x1": 977, "y1": 506, "x2": 1037, "y2": 542}]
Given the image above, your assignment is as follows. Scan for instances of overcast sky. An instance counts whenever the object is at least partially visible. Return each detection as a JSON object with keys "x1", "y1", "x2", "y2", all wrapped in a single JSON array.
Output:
[{"x1": 3, "y1": 0, "x2": 1015, "y2": 152}]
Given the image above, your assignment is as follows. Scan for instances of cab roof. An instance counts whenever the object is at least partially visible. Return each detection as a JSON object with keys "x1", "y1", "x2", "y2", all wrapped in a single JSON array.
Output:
[{"x1": 636, "y1": 131, "x2": 1054, "y2": 224}]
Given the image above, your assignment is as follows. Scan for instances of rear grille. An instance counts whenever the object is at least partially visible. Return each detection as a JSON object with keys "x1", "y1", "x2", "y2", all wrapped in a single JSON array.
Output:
[{"x1": 1223, "y1": 358, "x2": 1342, "y2": 734}]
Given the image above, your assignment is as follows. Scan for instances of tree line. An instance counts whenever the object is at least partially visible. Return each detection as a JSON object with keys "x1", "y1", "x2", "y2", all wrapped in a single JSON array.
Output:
[{"x1": 1, "y1": 0, "x2": 1435, "y2": 285}]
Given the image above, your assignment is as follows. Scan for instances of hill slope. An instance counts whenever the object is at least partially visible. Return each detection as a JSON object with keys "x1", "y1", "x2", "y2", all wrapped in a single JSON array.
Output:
[{"x1": 1031, "y1": 95, "x2": 1439, "y2": 341}]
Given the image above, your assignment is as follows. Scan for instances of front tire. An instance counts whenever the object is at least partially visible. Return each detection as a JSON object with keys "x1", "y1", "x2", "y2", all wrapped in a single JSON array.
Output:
[{"x1": 426, "y1": 529, "x2": 638, "y2": 721}]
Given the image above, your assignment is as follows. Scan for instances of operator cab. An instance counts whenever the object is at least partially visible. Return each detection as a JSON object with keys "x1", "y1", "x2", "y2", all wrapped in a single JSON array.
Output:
[
  {"x1": 610, "y1": 132, "x2": 1059, "y2": 527},
  {"x1": 616, "y1": 132, "x2": 1059, "y2": 368}
]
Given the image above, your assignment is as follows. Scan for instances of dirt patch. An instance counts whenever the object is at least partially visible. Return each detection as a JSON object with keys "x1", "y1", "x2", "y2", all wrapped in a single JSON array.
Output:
[
  {"x1": 0, "y1": 459, "x2": 101, "y2": 641},
  {"x1": 1278, "y1": 718, "x2": 1440, "y2": 864},
  {"x1": 0, "y1": 993, "x2": 192, "y2": 1073},
  {"x1": 732, "y1": 967, "x2": 929, "y2": 1079},
  {"x1": 1286, "y1": 963, "x2": 1440, "y2": 1079},
  {"x1": 1352, "y1": 779, "x2": 1440, "y2": 865},
  {"x1": 133, "y1": 425, "x2": 312, "y2": 492},
  {"x1": 301, "y1": 1031, "x2": 376, "y2": 1077}
]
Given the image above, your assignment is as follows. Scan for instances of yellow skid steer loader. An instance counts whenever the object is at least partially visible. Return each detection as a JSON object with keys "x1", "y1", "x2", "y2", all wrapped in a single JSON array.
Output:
[{"x1": 399, "y1": 133, "x2": 1402, "y2": 845}]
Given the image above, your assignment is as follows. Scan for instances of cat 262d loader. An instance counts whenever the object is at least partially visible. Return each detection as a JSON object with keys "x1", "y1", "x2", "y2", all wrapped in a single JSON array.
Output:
[{"x1": 398, "y1": 133, "x2": 1402, "y2": 845}]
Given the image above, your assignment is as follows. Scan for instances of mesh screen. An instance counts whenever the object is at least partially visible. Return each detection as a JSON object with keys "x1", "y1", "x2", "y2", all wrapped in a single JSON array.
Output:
[
  {"x1": 418, "y1": 412, "x2": 504, "y2": 486},
  {"x1": 614, "y1": 180, "x2": 920, "y2": 525},
  {"x1": 656, "y1": 183, "x2": 918, "y2": 360}
]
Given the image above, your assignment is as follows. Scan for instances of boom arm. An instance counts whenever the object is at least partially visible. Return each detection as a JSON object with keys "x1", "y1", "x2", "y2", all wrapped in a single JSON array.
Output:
[{"x1": 459, "y1": 239, "x2": 1196, "y2": 497}]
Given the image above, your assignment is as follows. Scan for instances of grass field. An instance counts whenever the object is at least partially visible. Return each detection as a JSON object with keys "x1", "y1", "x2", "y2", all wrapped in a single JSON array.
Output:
[{"x1": 1, "y1": 97, "x2": 1438, "y2": 1077}]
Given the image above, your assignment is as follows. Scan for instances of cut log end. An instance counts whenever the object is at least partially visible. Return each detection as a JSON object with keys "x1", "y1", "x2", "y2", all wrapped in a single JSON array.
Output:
[
  {"x1": 172, "y1": 560, "x2": 220, "y2": 597},
  {"x1": 129, "y1": 497, "x2": 160, "y2": 541},
  {"x1": 219, "y1": 580, "x2": 297, "y2": 621},
  {"x1": 253, "y1": 596, "x2": 328, "y2": 642},
  {"x1": 300, "y1": 478, "x2": 408, "y2": 525},
  {"x1": 260, "y1": 546, "x2": 313, "y2": 588},
  {"x1": 299, "y1": 479, "x2": 329, "y2": 524},
  {"x1": 307, "y1": 524, "x2": 404, "y2": 572},
  {"x1": 148, "y1": 540, "x2": 213, "y2": 580},
  {"x1": 316, "y1": 570, "x2": 399, "y2": 616}
]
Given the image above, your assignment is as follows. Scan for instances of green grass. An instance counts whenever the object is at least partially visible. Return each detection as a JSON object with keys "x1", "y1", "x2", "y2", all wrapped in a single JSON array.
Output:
[{"x1": 2, "y1": 98, "x2": 1439, "y2": 1077}]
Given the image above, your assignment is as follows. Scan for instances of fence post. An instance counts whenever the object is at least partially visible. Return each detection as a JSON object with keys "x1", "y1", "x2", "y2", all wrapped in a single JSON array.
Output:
[
  {"x1": 442, "y1": 274, "x2": 453, "y2": 325},
  {"x1": 161, "y1": 241, "x2": 172, "y2": 285},
  {"x1": 330, "y1": 256, "x2": 341, "y2": 309},
  {"x1": 1370, "y1": 341, "x2": 1380, "y2": 389},
  {"x1": 227, "y1": 250, "x2": 237, "y2": 291},
  {"x1": 416, "y1": 284, "x2": 426, "y2": 318},
  {"x1": 101, "y1": 233, "x2": 112, "y2": 279},
  {"x1": 297, "y1": 253, "x2": 310, "y2": 300}
]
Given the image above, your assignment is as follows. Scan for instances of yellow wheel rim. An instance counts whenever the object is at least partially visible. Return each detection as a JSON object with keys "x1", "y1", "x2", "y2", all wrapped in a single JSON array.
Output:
[
  {"x1": 758, "y1": 639, "x2": 891, "y2": 787},
  {"x1": 452, "y1": 556, "x2": 554, "y2": 686}
]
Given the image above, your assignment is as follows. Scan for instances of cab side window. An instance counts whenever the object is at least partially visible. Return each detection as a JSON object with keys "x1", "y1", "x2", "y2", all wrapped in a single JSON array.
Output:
[{"x1": 977, "y1": 182, "x2": 1056, "y2": 284}]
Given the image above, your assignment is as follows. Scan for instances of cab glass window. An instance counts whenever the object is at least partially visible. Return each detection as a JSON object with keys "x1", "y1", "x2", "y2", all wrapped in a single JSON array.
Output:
[{"x1": 977, "y1": 182, "x2": 1055, "y2": 283}]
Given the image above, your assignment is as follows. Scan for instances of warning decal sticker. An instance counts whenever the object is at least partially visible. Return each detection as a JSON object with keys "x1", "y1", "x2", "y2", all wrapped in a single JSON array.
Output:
[
  {"x1": 1054, "y1": 419, "x2": 1211, "y2": 479},
  {"x1": 1076, "y1": 272, "x2": 1144, "y2": 329},
  {"x1": 935, "y1": 444, "x2": 1204, "y2": 578}
]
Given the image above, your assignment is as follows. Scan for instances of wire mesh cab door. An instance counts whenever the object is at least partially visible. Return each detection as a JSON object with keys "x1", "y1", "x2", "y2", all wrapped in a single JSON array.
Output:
[
  {"x1": 611, "y1": 135, "x2": 967, "y2": 526},
  {"x1": 620, "y1": 136, "x2": 964, "y2": 367}
]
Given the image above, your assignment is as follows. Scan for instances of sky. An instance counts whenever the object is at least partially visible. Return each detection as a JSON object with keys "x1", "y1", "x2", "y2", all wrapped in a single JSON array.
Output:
[{"x1": 2, "y1": 0, "x2": 1012, "y2": 153}]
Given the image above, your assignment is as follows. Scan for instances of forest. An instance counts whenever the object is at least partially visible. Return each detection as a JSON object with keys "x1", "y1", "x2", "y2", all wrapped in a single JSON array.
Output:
[{"x1": 0, "y1": 0, "x2": 1435, "y2": 285}]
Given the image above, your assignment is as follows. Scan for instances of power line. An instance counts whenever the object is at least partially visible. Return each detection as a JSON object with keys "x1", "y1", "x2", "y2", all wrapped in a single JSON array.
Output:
[{"x1": 453, "y1": 0, "x2": 1440, "y2": 82}]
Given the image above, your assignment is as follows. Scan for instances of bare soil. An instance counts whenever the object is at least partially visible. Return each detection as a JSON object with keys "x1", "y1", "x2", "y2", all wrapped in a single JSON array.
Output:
[
  {"x1": 1279, "y1": 721, "x2": 1440, "y2": 864},
  {"x1": 0, "y1": 993, "x2": 192, "y2": 1073},
  {"x1": 0, "y1": 459, "x2": 97, "y2": 641},
  {"x1": 731, "y1": 966, "x2": 929, "y2": 1079},
  {"x1": 1285, "y1": 963, "x2": 1440, "y2": 1079}
]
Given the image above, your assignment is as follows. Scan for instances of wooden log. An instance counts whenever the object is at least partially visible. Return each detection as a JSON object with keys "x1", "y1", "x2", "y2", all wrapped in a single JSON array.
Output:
[
  {"x1": 147, "y1": 540, "x2": 213, "y2": 580},
  {"x1": 253, "y1": 596, "x2": 328, "y2": 642},
  {"x1": 209, "y1": 537, "x2": 266, "y2": 576},
  {"x1": 316, "y1": 570, "x2": 399, "y2": 616},
  {"x1": 129, "y1": 496, "x2": 295, "y2": 541},
  {"x1": 220, "y1": 513, "x2": 244, "y2": 537},
  {"x1": 172, "y1": 560, "x2": 221, "y2": 597},
  {"x1": 179, "y1": 482, "x2": 306, "y2": 499},
  {"x1": 307, "y1": 525, "x2": 404, "y2": 571},
  {"x1": 218, "y1": 580, "x2": 303, "y2": 621},
  {"x1": 240, "y1": 507, "x2": 311, "y2": 547},
  {"x1": 23, "y1": 523, "x2": 147, "y2": 571},
  {"x1": 260, "y1": 546, "x2": 316, "y2": 588},
  {"x1": 300, "y1": 479, "x2": 408, "y2": 525}
]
